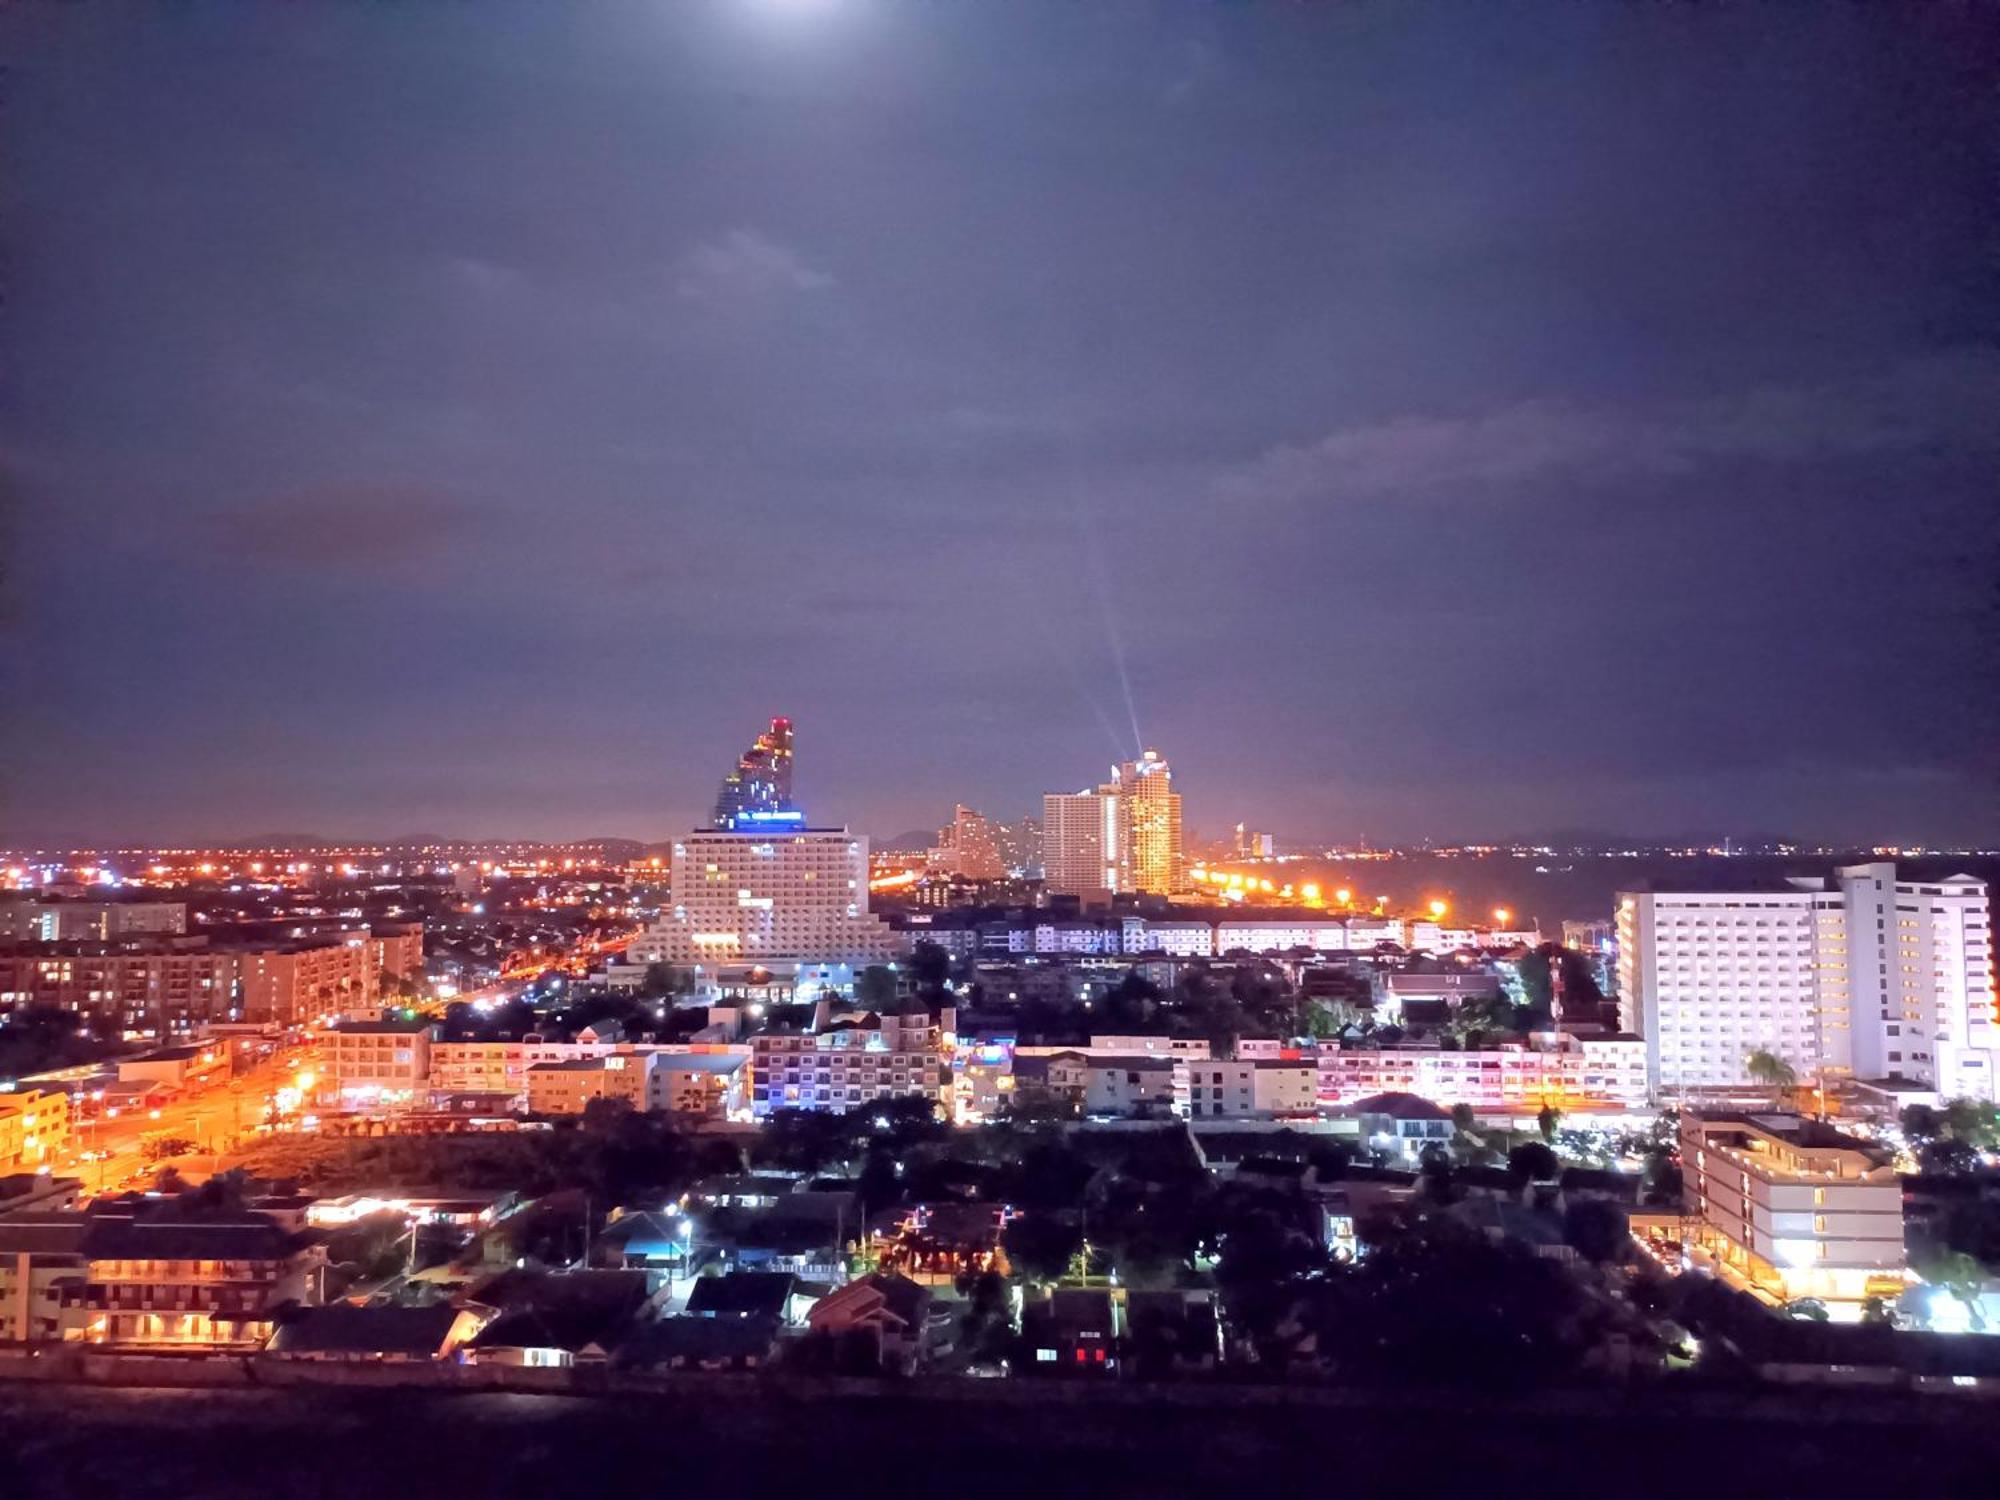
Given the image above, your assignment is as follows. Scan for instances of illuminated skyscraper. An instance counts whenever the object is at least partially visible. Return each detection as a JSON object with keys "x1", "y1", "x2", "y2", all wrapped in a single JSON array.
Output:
[
  {"x1": 1110, "y1": 749, "x2": 1184, "y2": 895},
  {"x1": 628, "y1": 717, "x2": 899, "y2": 984},
  {"x1": 712, "y1": 717, "x2": 796, "y2": 829},
  {"x1": 1042, "y1": 748, "x2": 1186, "y2": 899}
]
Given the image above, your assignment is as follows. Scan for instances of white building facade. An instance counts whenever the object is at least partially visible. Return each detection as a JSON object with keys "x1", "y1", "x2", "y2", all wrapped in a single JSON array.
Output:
[
  {"x1": 628, "y1": 828, "x2": 902, "y2": 977},
  {"x1": 1618, "y1": 863, "x2": 1995, "y2": 1101}
]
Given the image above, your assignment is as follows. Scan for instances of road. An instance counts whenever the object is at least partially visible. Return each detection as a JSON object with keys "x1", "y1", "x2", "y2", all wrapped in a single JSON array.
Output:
[{"x1": 58, "y1": 1041, "x2": 314, "y2": 1194}]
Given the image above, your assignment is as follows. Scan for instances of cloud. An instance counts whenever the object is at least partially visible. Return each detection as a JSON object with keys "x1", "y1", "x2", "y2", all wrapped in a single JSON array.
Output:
[
  {"x1": 1230, "y1": 351, "x2": 2000, "y2": 506},
  {"x1": 198, "y1": 484, "x2": 474, "y2": 572},
  {"x1": 673, "y1": 229, "x2": 834, "y2": 302}
]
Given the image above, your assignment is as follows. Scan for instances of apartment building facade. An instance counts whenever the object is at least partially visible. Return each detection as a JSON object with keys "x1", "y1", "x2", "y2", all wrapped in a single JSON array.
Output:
[
  {"x1": 750, "y1": 1013, "x2": 944, "y2": 1116},
  {"x1": 316, "y1": 1018, "x2": 433, "y2": 1110},
  {"x1": 1680, "y1": 1110, "x2": 1908, "y2": 1313},
  {"x1": 1618, "y1": 863, "x2": 1995, "y2": 1099}
]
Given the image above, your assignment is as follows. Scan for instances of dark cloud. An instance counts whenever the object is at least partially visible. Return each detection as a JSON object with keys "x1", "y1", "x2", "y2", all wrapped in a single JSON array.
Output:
[
  {"x1": 195, "y1": 485, "x2": 475, "y2": 572},
  {"x1": 1, "y1": 1, "x2": 1995, "y2": 846}
]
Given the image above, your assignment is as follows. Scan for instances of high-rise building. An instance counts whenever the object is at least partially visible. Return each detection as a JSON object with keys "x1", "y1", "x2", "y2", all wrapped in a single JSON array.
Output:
[
  {"x1": 932, "y1": 805, "x2": 1005, "y2": 881},
  {"x1": 995, "y1": 817, "x2": 1042, "y2": 878},
  {"x1": 630, "y1": 720, "x2": 900, "y2": 986},
  {"x1": 1617, "y1": 863, "x2": 1995, "y2": 1101},
  {"x1": 1110, "y1": 749, "x2": 1184, "y2": 895},
  {"x1": 712, "y1": 717, "x2": 796, "y2": 829},
  {"x1": 1042, "y1": 791, "x2": 1110, "y2": 899},
  {"x1": 1041, "y1": 749, "x2": 1187, "y2": 900}
]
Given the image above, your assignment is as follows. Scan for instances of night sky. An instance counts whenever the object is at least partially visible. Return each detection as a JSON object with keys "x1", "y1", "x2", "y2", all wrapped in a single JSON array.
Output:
[{"x1": 4, "y1": 2, "x2": 1996, "y2": 847}]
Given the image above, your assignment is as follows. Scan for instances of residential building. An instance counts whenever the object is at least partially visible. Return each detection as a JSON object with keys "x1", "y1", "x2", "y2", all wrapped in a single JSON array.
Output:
[
  {"x1": 0, "y1": 942, "x2": 242, "y2": 1034},
  {"x1": 1107, "y1": 749, "x2": 1184, "y2": 895},
  {"x1": 994, "y1": 817, "x2": 1041, "y2": 879},
  {"x1": 0, "y1": 1090, "x2": 71, "y2": 1172},
  {"x1": 428, "y1": 1039, "x2": 531, "y2": 1100},
  {"x1": 462, "y1": 1268, "x2": 652, "y2": 1367},
  {"x1": 1353, "y1": 1092, "x2": 1456, "y2": 1163},
  {"x1": 1022, "y1": 1288, "x2": 1121, "y2": 1375},
  {"x1": 1176, "y1": 1058, "x2": 1316, "y2": 1119},
  {"x1": 749, "y1": 1011, "x2": 945, "y2": 1116},
  {"x1": 805, "y1": 1270, "x2": 931, "y2": 1374},
  {"x1": 0, "y1": 1216, "x2": 88, "y2": 1343},
  {"x1": 0, "y1": 900, "x2": 186, "y2": 941},
  {"x1": 1042, "y1": 790, "x2": 1110, "y2": 900},
  {"x1": 931, "y1": 805, "x2": 1006, "y2": 881},
  {"x1": 947, "y1": 1034, "x2": 1016, "y2": 1124},
  {"x1": 1618, "y1": 864, "x2": 1996, "y2": 1099},
  {"x1": 650, "y1": 1052, "x2": 749, "y2": 1117},
  {"x1": 1081, "y1": 1055, "x2": 1178, "y2": 1116},
  {"x1": 265, "y1": 1303, "x2": 490, "y2": 1362},
  {"x1": 1680, "y1": 1110, "x2": 1909, "y2": 1314},
  {"x1": 64, "y1": 1212, "x2": 322, "y2": 1349},
  {"x1": 239, "y1": 924, "x2": 423, "y2": 1028},
  {"x1": 1316, "y1": 1033, "x2": 1648, "y2": 1113},
  {"x1": 525, "y1": 1053, "x2": 654, "y2": 1115},
  {"x1": 316, "y1": 1016, "x2": 432, "y2": 1111}
]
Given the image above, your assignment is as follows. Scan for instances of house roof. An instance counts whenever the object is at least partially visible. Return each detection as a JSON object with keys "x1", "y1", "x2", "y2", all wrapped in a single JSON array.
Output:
[
  {"x1": 686, "y1": 1271, "x2": 795, "y2": 1319},
  {"x1": 811, "y1": 1271, "x2": 928, "y2": 1330},
  {"x1": 653, "y1": 1053, "x2": 746, "y2": 1075},
  {"x1": 268, "y1": 1303, "x2": 464, "y2": 1357},
  {"x1": 0, "y1": 1215, "x2": 89, "y2": 1257},
  {"x1": 619, "y1": 1314, "x2": 779, "y2": 1367},
  {"x1": 1353, "y1": 1091, "x2": 1453, "y2": 1121},
  {"x1": 79, "y1": 1213, "x2": 298, "y2": 1263},
  {"x1": 465, "y1": 1268, "x2": 650, "y2": 1317},
  {"x1": 468, "y1": 1305, "x2": 634, "y2": 1355},
  {"x1": 1026, "y1": 1288, "x2": 1117, "y2": 1338}
]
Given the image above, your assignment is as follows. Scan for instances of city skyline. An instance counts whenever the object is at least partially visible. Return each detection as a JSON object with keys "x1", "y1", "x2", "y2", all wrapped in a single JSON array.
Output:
[{"x1": 5, "y1": 3, "x2": 1997, "y2": 849}]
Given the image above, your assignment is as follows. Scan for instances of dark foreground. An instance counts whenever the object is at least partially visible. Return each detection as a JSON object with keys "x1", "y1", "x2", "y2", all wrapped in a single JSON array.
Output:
[{"x1": 4, "y1": 1382, "x2": 2000, "y2": 1500}]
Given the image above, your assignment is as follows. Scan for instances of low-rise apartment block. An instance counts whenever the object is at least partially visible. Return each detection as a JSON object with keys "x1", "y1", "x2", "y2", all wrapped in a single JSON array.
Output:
[
  {"x1": 317, "y1": 1017, "x2": 432, "y2": 1111},
  {"x1": 0, "y1": 1210, "x2": 321, "y2": 1348},
  {"x1": 1316, "y1": 1033, "x2": 1649, "y2": 1114},
  {"x1": 750, "y1": 1012, "x2": 945, "y2": 1116},
  {"x1": 1680, "y1": 1110, "x2": 1908, "y2": 1315},
  {"x1": 0, "y1": 1089, "x2": 71, "y2": 1172}
]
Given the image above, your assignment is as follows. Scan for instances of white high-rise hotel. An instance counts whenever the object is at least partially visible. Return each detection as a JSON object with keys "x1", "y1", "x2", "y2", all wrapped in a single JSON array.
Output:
[
  {"x1": 1618, "y1": 863, "x2": 1995, "y2": 1100},
  {"x1": 628, "y1": 721, "x2": 901, "y2": 984}
]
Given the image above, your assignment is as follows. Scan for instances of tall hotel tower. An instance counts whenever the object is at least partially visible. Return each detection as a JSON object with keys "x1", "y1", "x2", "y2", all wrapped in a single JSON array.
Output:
[{"x1": 628, "y1": 719, "x2": 900, "y2": 989}]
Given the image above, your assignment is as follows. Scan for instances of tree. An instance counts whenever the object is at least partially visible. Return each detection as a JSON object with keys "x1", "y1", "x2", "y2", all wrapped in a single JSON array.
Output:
[
  {"x1": 579, "y1": 1096, "x2": 635, "y2": 1133},
  {"x1": 1308, "y1": 1212, "x2": 1603, "y2": 1385},
  {"x1": 1920, "y1": 1250, "x2": 1989, "y2": 1331},
  {"x1": 1002, "y1": 1212, "x2": 1082, "y2": 1283},
  {"x1": 641, "y1": 962, "x2": 690, "y2": 1000},
  {"x1": 855, "y1": 965, "x2": 899, "y2": 1012},
  {"x1": 1508, "y1": 1141, "x2": 1560, "y2": 1187},
  {"x1": 1417, "y1": 1144, "x2": 1459, "y2": 1205},
  {"x1": 142, "y1": 1136, "x2": 197, "y2": 1163},
  {"x1": 1942, "y1": 1098, "x2": 2000, "y2": 1153},
  {"x1": 1917, "y1": 1136, "x2": 1981, "y2": 1177},
  {"x1": 908, "y1": 941, "x2": 952, "y2": 997},
  {"x1": 1562, "y1": 1198, "x2": 1629, "y2": 1265},
  {"x1": 1536, "y1": 1103, "x2": 1563, "y2": 1143},
  {"x1": 1744, "y1": 1049, "x2": 1797, "y2": 1106},
  {"x1": 1899, "y1": 1103, "x2": 1943, "y2": 1148}
]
